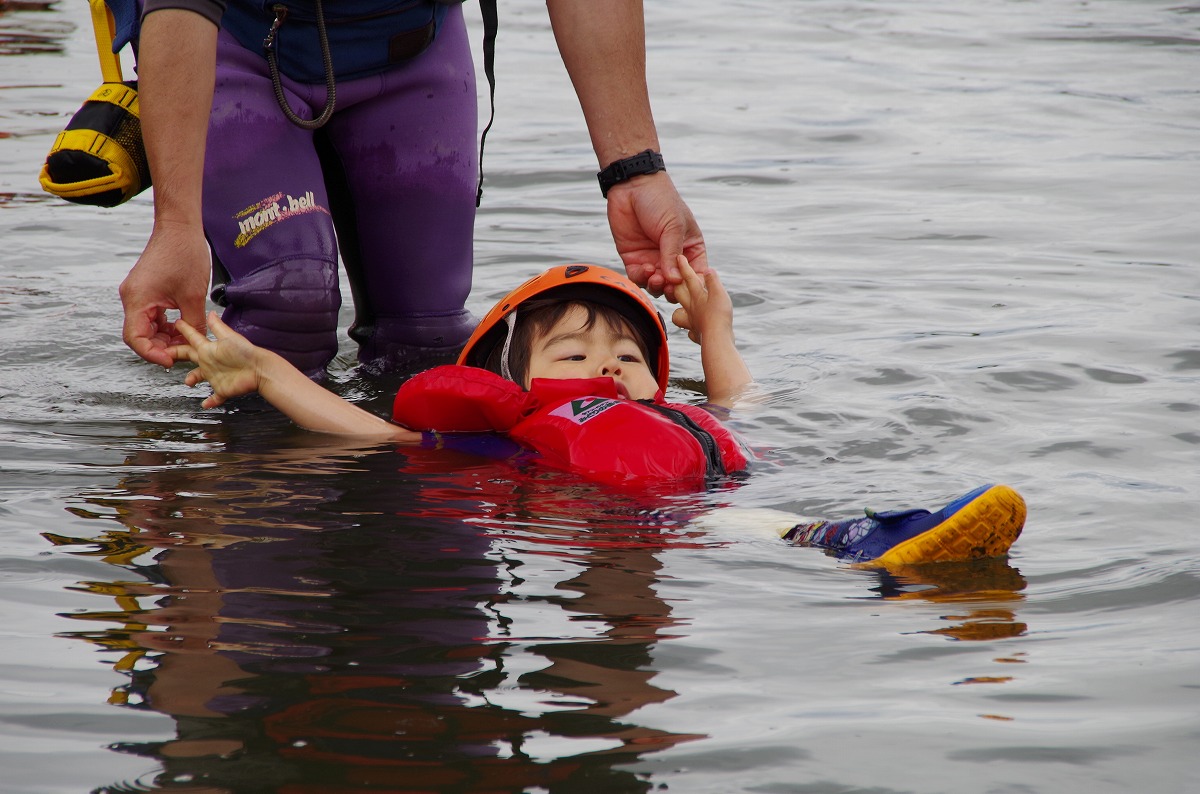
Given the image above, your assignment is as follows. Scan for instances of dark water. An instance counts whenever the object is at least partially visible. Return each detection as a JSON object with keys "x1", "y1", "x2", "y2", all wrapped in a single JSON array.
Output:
[{"x1": 2, "y1": 1, "x2": 1199, "y2": 792}]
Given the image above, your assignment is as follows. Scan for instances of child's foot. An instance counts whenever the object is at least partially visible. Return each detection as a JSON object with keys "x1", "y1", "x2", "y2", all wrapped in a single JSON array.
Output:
[{"x1": 782, "y1": 484, "x2": 1026, "y2": 566}]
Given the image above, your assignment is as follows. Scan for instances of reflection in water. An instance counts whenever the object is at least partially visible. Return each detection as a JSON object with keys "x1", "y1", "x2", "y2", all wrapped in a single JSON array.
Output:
[
  {"x1": 40, "y1": 409, "x2": 1031, "y2": 791},
  {"x1": 0, "y1": 2, "x2": 70, "y2": 58},
  {"x1": 42, "y1": 414, "x2": 1036, "y2": 791},
  {"x1": 871, "y1": 558, "x2": 1028, "y2": 642},
  {"x1": 47, "y1": 419, "x2": 718, "y2": 792}
]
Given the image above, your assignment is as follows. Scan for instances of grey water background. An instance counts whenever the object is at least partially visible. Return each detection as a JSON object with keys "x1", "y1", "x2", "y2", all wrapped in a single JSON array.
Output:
[{"x1": 2, "y1": 0, "x2": 1198, "y2": 791}]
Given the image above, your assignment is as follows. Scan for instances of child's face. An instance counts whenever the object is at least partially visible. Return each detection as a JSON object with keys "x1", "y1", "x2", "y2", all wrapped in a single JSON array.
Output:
[{"x1": 525, "y1": 305, "x2": 659, "y2": 400}]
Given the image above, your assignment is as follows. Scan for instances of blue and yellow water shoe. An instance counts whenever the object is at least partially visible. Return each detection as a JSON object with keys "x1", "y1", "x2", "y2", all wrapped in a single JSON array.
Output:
[{"x1": 782, "y1": 484, "x2": 1026, "y2": 566}]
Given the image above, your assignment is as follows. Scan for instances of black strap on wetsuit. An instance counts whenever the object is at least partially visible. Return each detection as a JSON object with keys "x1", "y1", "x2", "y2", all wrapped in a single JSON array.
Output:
[
  {"x1": 262, "y1": 0, "x2": 497, "y2": 202},
  {"x1": 264, "y1": 1, "x2": 338, "y2": 130},
  {"x1": 476, "y1": 0, "x2": 497, "y2": 206}
]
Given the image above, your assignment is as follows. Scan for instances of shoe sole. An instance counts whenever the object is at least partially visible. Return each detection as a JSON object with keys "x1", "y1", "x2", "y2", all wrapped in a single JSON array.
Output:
[{"x1": 855, "y1": 484, "x2": 1026, "y2": 568}]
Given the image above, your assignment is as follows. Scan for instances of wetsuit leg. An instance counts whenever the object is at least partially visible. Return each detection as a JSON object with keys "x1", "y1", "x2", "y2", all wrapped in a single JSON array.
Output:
[
  {"x1": 203, "y1": 31, "x2": 342, "y2": 377},
  {"x1": 318, "y1": 5, "x2": 478, "y2": 373}
]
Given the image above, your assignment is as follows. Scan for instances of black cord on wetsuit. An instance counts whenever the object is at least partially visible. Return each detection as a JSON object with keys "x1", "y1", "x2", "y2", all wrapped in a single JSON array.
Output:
[
  {"x1": 476, "y1": 0, "x2": 498, "y2": 206},
  {"x1": 264, "y1": 0, "x2": 337, "y2": 130}
]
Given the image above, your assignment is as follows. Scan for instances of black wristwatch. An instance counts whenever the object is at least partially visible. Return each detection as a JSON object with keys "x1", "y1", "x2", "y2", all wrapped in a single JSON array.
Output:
[{"x1": 597, "y1": 149, "x2": 666, "y2": 197}]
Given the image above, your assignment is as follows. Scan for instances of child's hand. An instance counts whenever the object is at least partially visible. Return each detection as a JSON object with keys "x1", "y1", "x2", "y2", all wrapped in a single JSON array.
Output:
[
  {"x1": 670, "y1": 255, "x2": 734, "y2": 345},
  {"x1": 668, "y1": 255, "x2": 753, "y2": 405},
  {"x1": 170, "y1": 311, "x2": 266, "y2": 408}
]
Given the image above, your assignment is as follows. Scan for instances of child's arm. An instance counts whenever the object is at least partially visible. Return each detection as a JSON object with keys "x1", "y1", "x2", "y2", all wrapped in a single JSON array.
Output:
[
  {"x1": 670, "y1": 256, "x2": 754, "y2": 407},
  {"x1": 171, "y1": 312, "x2": 422, "y2": 443}
]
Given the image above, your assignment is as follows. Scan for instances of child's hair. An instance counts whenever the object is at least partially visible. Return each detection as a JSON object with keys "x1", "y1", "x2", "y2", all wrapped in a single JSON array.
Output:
[{"x1": 483, "y1": 298, "x2": 651, "y2": 386}]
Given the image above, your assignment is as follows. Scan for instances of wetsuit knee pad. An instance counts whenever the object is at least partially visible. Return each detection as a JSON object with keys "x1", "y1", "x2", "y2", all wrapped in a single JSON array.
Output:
[
  {"x1": 214, "y1": 259, "x2": 342, "y2": 376},
  {"x1": 352, "y1": 311, "x2": 476, "y2": 374}
]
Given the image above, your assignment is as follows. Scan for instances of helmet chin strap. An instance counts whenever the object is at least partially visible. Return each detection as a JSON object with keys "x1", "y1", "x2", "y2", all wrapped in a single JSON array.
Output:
[{"x1": 499, "y1": 310, "x2": 518, "y2": 383}]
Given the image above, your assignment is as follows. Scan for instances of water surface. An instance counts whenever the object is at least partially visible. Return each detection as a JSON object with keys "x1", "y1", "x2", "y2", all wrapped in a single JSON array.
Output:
[{"x1": 1, "y1": 1, "x2": 1198, "y2": 792}]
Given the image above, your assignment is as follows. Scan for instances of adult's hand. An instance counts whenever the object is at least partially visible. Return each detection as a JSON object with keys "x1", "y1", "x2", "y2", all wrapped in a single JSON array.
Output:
[
  {"x1": 120, "y1": 8, "x2": 218, "y2": 367},
  {"x1": 546, "y1": 0, "x2": 707, "y2": 300},
  {"x1": 119, "y1": 221, "x2": 211, "y2": 368},
  {"x1": 606, "y1": 171, "x2": 707, "y2": 301}
]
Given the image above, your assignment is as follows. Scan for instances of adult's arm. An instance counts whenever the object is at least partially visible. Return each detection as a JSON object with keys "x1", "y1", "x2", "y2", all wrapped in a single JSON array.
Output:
[
  {"x1": 546, "y1": 0, "x2": 707, "y2": 299},
  {"x1": 118, "y1": 5, "x2": 220, "y2": 367}
]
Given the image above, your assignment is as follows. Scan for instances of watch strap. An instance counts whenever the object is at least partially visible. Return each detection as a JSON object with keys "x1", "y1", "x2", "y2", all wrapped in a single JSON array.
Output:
[{"x1": 597, "y1": 149, "x2": 666, "y2": 197}]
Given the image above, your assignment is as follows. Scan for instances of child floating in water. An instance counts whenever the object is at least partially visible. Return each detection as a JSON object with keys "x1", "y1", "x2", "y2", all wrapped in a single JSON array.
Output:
[{"x1": 170, "y1": 257, "x2": 1024, "y2": 567}]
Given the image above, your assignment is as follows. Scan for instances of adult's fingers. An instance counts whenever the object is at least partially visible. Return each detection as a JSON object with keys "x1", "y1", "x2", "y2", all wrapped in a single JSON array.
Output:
[{"x1": 123, "y1": 309, "x2": 175, "y2": 368}]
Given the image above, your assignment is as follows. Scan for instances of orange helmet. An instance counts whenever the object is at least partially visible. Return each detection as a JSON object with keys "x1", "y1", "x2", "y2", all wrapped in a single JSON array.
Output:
[{"x1": 458, "y1": 264, "x2": 670, "y2": 391}]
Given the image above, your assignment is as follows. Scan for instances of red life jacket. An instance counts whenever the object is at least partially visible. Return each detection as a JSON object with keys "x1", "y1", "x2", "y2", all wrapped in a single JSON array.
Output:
[{"x1": 392, "y1": 365, "x2": 750, "y2": 488}]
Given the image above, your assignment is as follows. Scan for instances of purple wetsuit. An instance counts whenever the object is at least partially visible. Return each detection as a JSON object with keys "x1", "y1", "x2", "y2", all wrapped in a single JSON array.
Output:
[{"x1": 144, "y1": 0, "x2": 479, "y2": 375}]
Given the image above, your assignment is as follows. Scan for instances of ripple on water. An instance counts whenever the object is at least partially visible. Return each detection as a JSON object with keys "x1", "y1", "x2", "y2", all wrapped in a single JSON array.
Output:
[{"x1": 2, "y1": 0, "x2": 1199, "y2": 791}]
